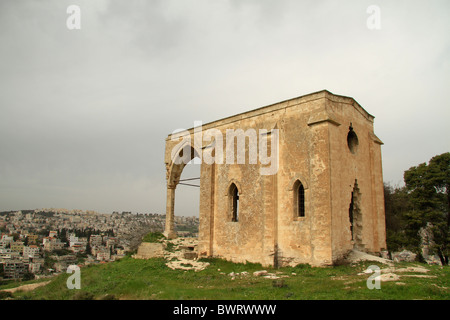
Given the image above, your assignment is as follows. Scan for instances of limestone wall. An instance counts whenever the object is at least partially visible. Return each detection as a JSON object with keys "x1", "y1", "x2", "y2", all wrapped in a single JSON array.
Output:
[
  {"x1": 167, "y1": 90, "x2": 386, "y2": 267},
  {"x1": 133, "y1": 243, "x2": 165, "y2": 259}
]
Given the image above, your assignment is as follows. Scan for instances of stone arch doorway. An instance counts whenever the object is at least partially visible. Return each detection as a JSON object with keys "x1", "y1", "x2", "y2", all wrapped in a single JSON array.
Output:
[
  {"x1": 164, "y1": 144, "x2": 202, "y2": 239},
  {"x1": 349, "y1": 180, "x2": 363, "y2": 250}
]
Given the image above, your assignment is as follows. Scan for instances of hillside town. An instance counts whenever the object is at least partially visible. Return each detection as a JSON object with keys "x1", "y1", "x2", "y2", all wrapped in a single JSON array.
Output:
[{"x1": 0, "y1": 209, "x2": 199, "y2": 281}]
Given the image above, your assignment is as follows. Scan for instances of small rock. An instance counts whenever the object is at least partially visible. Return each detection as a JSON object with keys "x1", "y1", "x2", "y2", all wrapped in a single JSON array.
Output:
[
  {"x1": 391, "y1": 250, "x2": 417, "y2": 263},
  {"x1": 263, "y1": 273, "x2": 280, "y2": 279},
  {"x1": 379, "y1": 273, "x2": 400, "y2": 282},
  {"x1": 253, "y1": 270, "x2": 268, "y2": 277},
  {"x1": 396, "y1": 266, "x2": 429, "y2": 274},
  {"x1": 183, "y1": 252, "x2": 198, "y2": 260},
  {"x1": 380, "y1": 250, "x2": 390, "y2": 260},
  {"x1": 363, "y1": 268, "x2": 374, "y2": 274}
]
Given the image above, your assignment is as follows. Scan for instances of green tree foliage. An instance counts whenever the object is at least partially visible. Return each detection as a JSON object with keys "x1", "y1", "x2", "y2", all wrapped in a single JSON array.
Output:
[
  {"x1": 403, "y1": 152, "x2": 449, "y2": 265},
  {"x1": 384, "y1": 183, "x2": 411, "y2": 251},
  {"x1": 85, "y1": 241, "x2": 92, "y2": 255},
  {"x1": 59, "y1": 228, "x2": 68, "y2": 246},
  {"x1": 142, "y1": 232, "x2": 165, "y2": 243},
  {"x1": 22, "y1": 271, "x2": 35, "y2": 281}
]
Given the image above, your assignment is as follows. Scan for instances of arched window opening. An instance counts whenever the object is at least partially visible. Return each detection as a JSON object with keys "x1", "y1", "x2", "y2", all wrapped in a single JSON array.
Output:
[
  {"x1": 349, "y1": 179, "x2": 363, "y2": 249},
  {"x1": 349, "y1": 191, "x2": 354, "y2": 240},
  {"x1": 229, "y1": 183, "x2": 239, "y2": 222},
  {"x1": 294, "y1": 180, "x2": 305, "y2": 218},
  {"x1": 347, "y1": 124, "x2": 359, "y2": 154}
]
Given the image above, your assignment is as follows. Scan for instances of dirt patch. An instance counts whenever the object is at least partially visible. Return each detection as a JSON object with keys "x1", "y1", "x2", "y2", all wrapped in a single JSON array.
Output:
[{"x1": 1, "y1": 281, "x2": 51, "y2": 293}]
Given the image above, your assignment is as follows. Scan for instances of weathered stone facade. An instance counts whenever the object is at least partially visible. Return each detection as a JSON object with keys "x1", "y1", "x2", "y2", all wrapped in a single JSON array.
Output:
[
  {"x1": 132, "y1": 242, "x2": 165, "y2": 259},
  {"x1": 164, "y1": 90, "x2": 386, "y2": 267}
]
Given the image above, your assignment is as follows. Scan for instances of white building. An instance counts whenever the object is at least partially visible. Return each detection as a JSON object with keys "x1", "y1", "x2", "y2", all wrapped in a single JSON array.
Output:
[
  {"x1": 96, "y1": 249, "x2": 111, "y2": 261},
  {"x1": 90, "y1": 234, "x2": 102, "y2": 247},
  {"x1": 28, "y1": 262, "x2": 41, "y2": 274},
  {"x1": 43, "y1": 237, "x2": 64, "y2": 251},
  {"x1": 0, "y1": 248, "x2": 12, "y2": 263},
  {"x1": 48, "y1": 230, "x2": 58, "y2": 238},
  {"x1": 23, "y1": 245, "x2": 40, "y2": 258}
]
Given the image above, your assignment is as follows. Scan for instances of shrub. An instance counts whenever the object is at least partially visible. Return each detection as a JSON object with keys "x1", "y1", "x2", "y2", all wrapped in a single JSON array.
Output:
[
  {"x1": 0, "y1": 291, "x2": 13, "y2": 300},
  {"x1": 72, "y1": 291, "x2": 95, "y2": 300},
  {"x1": 142, "y1": 232, "x2": 165, "y2": 243},
  {"x1": 99, "y1": 294, "x2": 117, "y2": 300}
]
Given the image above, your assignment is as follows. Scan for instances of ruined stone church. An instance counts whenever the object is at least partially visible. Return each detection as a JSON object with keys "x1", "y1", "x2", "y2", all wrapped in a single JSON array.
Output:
[{"x1": 164, "y1": 90, "x2": 386, "y2": 267}]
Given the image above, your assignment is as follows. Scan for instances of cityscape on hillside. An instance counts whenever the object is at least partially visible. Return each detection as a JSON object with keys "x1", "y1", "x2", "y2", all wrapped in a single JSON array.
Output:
[{"x1": 0, "y1": 209, "x2": 199, "y2": 281}]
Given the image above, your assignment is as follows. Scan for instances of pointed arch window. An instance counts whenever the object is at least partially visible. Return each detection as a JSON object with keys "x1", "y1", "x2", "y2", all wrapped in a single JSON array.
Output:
[
  {"x1": 229, "y1": 183, "x2": 239, "y2": 222},
  {"x1": 293, "y1": 180, "x2": 305, "y2": 218}
]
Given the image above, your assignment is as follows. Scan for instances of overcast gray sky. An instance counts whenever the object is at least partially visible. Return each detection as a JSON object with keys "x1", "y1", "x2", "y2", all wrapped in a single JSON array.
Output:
[{"x1": 0, "y1": 0, "x2": 449, "y2": 216}]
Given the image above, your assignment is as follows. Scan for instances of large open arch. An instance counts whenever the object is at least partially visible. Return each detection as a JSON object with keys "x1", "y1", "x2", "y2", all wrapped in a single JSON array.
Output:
[{"x1": 164, "y1": 143, "x2": 202, "y2": 239}]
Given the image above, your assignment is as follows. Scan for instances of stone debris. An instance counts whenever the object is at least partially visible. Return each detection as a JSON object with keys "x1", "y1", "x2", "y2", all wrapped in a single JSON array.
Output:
[
  {"x1": 224, "y1": 269, "x2": 290, "y2": 280},
  {"x1": 391, "y1": 250, "x2": 417, "y2": 263},
  {"x1": 359, "y1": 265, "x2": 431, "y2": 276},
  {"x1": 166, "y1": 259, "x2": 209, "y2": 272},
  {"x1": 134, "y1": 237, "x2": 210, "y2": 272},
  {"x1": 361, "y1": 268, "x2": 375, "y2": 274},
  {"x1": 378, "y1": 273, "x2": 400, "y2": 282},
  {"x1": 346, "y1": 250, "x2": 394, "y2": 266},
  {"x1": 263, "y1": 274, "x2": 281, "y2": 279},
  {"x1": 357, "y1": 264, "x2": 433, "y2": 283},
  {"x1": 253, "y1": 270, "x2": 268, "y2": 277},
  {"x1": 400, "y1": 275, "x2": 437, "y2": 279},
  {"x1": 163, "y1": 237, "x2": 209, "y2": 272},
  {"x1": 395, "y1": 266, "x2": 430, "y2": 274}
]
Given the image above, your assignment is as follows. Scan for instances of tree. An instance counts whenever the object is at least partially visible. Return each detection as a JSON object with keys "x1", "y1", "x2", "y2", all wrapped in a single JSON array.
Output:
[
  {"x1": 11, "y1": 233, "x2": 20, "y2": 241},
  {"x1": 85, "y1": 241, "x2": 92, "y2": 255},
  {"x1": 404, "y1": 152, "x2": 449, "y2": 265},
  {"x1": 59, "y1": 228, "x2": 68, "y2": 244},
  {"x1": 384, "y1": 183, "x2": 411, "y2": 251},
  {"x1": 22, "y1": 271, "x2": 35, "y2": 281}
]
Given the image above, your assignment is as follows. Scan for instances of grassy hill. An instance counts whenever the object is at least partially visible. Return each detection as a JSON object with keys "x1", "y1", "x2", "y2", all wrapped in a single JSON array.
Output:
[{"x1": 1, "y1": 254, "x2": 449, "y2": 300}]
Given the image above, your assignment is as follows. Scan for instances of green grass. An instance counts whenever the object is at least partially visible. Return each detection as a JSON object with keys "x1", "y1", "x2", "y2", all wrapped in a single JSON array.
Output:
[
  {"x1": 141, "y1": 232, "x2": 165, "y2": 243},
  {"x1": 2, "y1": 257, "x2": 449, "y2": 300}
]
